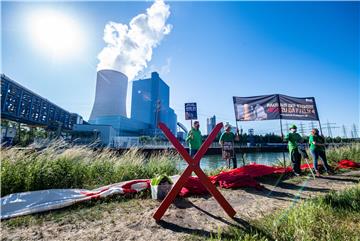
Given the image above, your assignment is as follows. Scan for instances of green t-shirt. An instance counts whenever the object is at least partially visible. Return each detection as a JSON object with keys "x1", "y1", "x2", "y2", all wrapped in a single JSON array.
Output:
[
  {"x1": 219, "y1": 132, "x2": 235, "y2": 142},
  {"x1": 186, "y1": 128, "x2": 202, "y2": 150},
  {"x1": 284, "y1": 132, "x2": 302, "y2": 152},
  {"x1": 309, "y1": 134, "x2": 325, "y2": 151}
]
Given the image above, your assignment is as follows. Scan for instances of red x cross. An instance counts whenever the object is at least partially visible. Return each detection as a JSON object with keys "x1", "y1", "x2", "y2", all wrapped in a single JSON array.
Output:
[{"x1": 153, "y1": 122, "x2": 236, "y2": 221}]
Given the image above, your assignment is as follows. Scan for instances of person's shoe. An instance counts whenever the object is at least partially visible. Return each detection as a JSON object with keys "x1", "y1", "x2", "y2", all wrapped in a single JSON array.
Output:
[
  {"x1": 327, "y1": 170, "x2": 335, "y2": 175},
  {"x1": 326, "y1": 168, "x2": 335, "y2": 175},
  {"x1": 315, "y1": 170, "x2": 321, "y2": 177}
]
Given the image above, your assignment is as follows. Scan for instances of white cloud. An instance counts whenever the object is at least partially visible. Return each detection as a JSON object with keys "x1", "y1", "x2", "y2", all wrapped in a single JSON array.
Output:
[
  {"x1": 136, "y1": 56, "x2": 172, "y2": 80},
  {"x1": 97, "y1": 0, "x2": 172, "y2": 81},
  {"x1": 159, "y1": 57, "x2": 172, "y2": 76}
]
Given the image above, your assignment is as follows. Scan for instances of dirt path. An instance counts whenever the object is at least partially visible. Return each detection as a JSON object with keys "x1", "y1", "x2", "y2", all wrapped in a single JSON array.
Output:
[{"x1": 2, "y1": 170, "x2": 360, "y2": 241}]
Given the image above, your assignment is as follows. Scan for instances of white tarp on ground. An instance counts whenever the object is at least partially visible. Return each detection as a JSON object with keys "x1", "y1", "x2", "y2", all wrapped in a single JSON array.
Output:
[{"x1": 1, "y1": 179, "x2": 150, "y2": 219}]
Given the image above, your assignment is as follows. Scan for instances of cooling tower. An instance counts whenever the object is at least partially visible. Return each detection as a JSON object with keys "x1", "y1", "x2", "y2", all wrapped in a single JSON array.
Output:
[{"x1": 89, "y1": 70, "x2": 128, "y2": 121}]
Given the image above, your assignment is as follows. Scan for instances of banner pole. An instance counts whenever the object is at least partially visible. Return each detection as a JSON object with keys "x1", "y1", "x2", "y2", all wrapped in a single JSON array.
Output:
[
  {"x1": 318, "y1": 120, "x2": 324, "y2": 136},
  {"x1": 318, "y1": 120, "x2": 328, "y2": 151},
  {"x1": 233, "y1": 97, "x2": 242, "y2": 166},
  {"x1": 312, "y1": 99, "x2": 327, "y2": 169},
  {"x1": 279, "y1": 118, "x2": 286, "y2": 167},
  {"x1": 234, "y1": 120, "x2": 245, "y2": 166},
  {"x1": 277, "y1": 94, "x2": 286, "y2": 168},
  {"x1": 313, "y1": 98, "x2": 326, "y2": 149}
]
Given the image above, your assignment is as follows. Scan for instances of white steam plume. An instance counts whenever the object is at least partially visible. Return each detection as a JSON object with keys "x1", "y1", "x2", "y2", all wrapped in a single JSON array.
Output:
[{"x1": 97, "y1": 0, "x2": 172, "y2": 81}]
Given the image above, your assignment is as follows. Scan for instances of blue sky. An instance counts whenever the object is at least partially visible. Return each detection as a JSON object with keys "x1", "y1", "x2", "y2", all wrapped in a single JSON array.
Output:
[{"x1": 1, "y1": 1, "x2": 359, "y2": 136}]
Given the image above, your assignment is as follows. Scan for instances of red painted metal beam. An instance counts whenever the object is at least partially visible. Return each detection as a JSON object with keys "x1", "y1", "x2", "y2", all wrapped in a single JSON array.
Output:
[{"x1": 153, "y1": 122, "x2": 236, "y2": 221}]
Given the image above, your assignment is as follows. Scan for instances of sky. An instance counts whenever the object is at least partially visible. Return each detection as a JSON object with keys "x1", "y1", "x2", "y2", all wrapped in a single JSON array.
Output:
[{"x1": 1, "y1": 1, "x2": 359, "y2": 137}]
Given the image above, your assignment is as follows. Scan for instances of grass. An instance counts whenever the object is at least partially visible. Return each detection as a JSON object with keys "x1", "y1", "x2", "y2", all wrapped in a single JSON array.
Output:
[
  {"x1": 204, "y1": 166, "x2": 231, "y2": 176},
  {"x1": 1, "y1": 147, "x2": 359, "y2": 240},
  {"x1": 206, "y1": 184, "x2": 360, "y2": 241},
  {"x1": 1, "y1": 143, "x2": 181, "y2": 197},
  {"x1": 272, "y1": 143, "x2": 360, "y2": 169},
  {"x1": 1, "y1": 143, "x2": 359, "y2": 197},
  {"x1": 3, "y1": 178, "x2": 359, "y2": 237},
  {"x1": 326, "y1": 143, "x2": 360, "y2": 164}
]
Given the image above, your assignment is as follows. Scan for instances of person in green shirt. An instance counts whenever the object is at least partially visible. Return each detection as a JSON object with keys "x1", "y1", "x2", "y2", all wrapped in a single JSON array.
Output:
[
  {"x1": 284, "y1": 124, "x2": 302, "y2": 175},
  {"x1": 219, "y1": 123, "x2": 240, "y2": 169},
  {"x1": 186, "y1": 121, "x2": 202, "y2": 157},
  {"x1": 309, "y1": 128, "x2": 333, "y2": 176}
]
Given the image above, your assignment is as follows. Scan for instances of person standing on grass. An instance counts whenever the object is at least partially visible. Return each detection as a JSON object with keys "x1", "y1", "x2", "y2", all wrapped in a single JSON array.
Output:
[
  {"x1": 186, "y1": 121, "x2": 202, "y2": 157},
  {"x1": 309, "y1": 128, "x2": 333, "y2": 177},
  {"x1": 219, "y1": 123, "x2": 240, "y2": 169},
  {"x1": 284, "y1": 124, "x2": 302, "y2": 176}
]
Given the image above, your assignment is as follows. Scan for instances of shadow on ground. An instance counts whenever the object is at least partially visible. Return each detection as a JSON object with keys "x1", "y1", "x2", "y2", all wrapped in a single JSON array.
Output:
[
  {"x1": 157, "y1": 199, "x2": 273, "y2": 240},
  {"x1": 318, "y1": 176, "x2": 359, "y2": 183}
]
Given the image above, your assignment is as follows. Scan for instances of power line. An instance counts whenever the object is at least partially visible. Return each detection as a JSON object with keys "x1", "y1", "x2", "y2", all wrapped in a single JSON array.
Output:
[
  {"x1": 299, "y1": 122, "x2": 305, "y2": 136},
  {"x1": 309, "y1": 121, "x2": 316, "y2": 130},
  {"x1": 173, "y1": 104, "x2": 353, "y2": 138},
  {"x1": 342, "y1": 125, "x2": 347, "y2": 138},
  {"x1": 326, "y1": 120, "x2": 333, "y2": 137},
  {"x1": 321, "y1": 120, "x2": 339, "y2": 138},
  {"x1": 351, "y1": 123, "x2": 359, "y2": 138}
]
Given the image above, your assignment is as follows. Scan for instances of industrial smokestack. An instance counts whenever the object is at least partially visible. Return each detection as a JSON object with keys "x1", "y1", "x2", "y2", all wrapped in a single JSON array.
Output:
[{"x1": 89, "y1": 70, "x2": 128, "y2": 121}]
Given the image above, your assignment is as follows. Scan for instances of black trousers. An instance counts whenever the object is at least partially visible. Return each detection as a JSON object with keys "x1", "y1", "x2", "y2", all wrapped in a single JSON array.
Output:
[
  {"x1": 189, "y1": 149, "x2": 198, "y2": 157},
  {"x1": 298, "y1": 148, "x2": 309, "y2": 159},
  {"x1": 226, "y1": 156, "x2": 237, "y2": 169},
  {"x1": 290, "y1": 149, "x2": 301, "y2": 174}
]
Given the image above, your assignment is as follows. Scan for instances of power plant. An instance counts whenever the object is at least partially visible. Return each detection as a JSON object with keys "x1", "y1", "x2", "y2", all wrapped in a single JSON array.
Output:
[
  {"x1": 131, "y1": 72, "x2": 177, "y2": 136},
  {"x1": 73, "y1": 70, "x2": 178, "y2": 146},
  {"x1": 1, "y1": 70, "x2": 178, "y2": 147}
]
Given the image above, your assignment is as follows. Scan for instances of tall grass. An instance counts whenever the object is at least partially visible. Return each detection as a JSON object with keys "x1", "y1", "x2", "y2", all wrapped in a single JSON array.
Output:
[
  {"x1": 326, "y1": 143, "x2": 360, "y2": 164},
  {"x1": 208, "y1": 184, "x2": 360, "y2": 241},
  {"x1": 1, "y1": 143, "x2": 358, "y2": 197},
  {"x1": 1, "y1": 143, "x2": 181, "y2": 197},
  {"x1": 273, "y1": 143, "x2": 360, "y2": 167},
  {"x1": 261, "y1": 184, "x2": 360, "y2": 241}
]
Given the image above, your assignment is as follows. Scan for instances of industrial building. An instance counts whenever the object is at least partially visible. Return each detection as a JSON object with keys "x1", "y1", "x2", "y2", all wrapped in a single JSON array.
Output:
[
  {"x1": 1, "y1": 74, "x2": 83, "y2": 130},
  {"x1": 207, "y1": 115, "x2": 216, "y2": 135},
  {"x1": 1, "y1": 71, "x2": 178, "y2": 147},
  {"x1": 82, "y1": 69, "x2": 149, "y2": 137},
  {"x1": 131, "y1": 72, "x2": 177, "y2": 136},
  {"x1": 74, "y1": 71, "x2": 177, "y2": 144}
]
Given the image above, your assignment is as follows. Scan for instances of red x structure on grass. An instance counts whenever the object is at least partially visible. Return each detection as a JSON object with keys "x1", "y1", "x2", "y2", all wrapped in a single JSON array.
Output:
[{"x1": 153, "y1": 122, "x2": 236, "y2": 221}]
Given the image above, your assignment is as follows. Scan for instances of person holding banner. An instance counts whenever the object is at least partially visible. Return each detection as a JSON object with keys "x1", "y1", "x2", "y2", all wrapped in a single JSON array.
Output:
[
  {"x1": 309, "y1": 128, "x2": 333, "y2": 176},
  {"x1": 219, "y1": 123, "x2": 240, "y2": 169},
  {"x1": 186, "y1": 121, "x2": 202, "y2": 157},
  {"x1": 284, "y1": 124, "x2": 302, "y2": 176}
]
